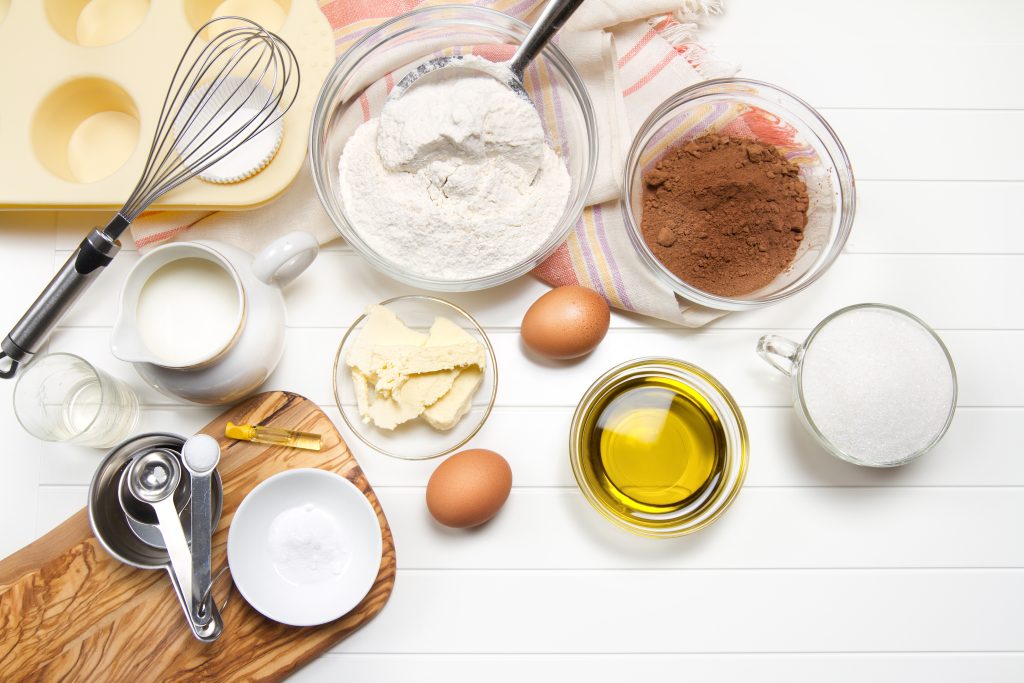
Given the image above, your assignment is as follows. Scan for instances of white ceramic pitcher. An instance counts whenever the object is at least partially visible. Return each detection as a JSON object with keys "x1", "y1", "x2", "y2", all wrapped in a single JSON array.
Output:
[{"x1": 111, "y1": 232, "x2": 318, "y2": 404}]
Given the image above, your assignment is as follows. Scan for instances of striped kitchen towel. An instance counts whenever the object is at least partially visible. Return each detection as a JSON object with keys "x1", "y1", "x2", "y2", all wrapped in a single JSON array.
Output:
[{"x1": 131, "y1": 0, "x2": 736, "y2": 326}]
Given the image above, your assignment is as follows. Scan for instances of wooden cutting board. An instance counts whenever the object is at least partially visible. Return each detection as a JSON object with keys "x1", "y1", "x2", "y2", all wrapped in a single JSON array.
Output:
[{"x1": 0, "y1": 391, "x2": 396, "y2": 682}]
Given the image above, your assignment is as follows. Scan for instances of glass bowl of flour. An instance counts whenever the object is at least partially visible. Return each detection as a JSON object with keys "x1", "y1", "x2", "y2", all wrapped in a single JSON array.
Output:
[{"x1": 309, "y1": 6, "x2": 597, "y2": 291}]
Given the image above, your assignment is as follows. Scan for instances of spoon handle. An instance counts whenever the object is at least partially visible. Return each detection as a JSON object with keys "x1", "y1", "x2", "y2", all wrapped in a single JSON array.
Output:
[
  {"x1": 152, "y1": 497, "x2": 193, "y2": 608},
  {"x1": 509, "y1": 0, "x2": 587, "y2": 80},
  {"x1": 189, "y1": 471, "x2": 214, "y2": 625}
]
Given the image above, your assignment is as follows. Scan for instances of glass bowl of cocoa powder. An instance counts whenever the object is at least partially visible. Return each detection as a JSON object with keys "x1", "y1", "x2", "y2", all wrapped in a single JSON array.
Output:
[{"x1": 622, "y1": 79, "x2": 855, "y2": 311}]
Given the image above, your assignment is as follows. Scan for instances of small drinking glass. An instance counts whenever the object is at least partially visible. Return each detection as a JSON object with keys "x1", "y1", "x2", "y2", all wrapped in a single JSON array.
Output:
[{"x1": 14, "y1": 353, "x2": 140, "y2": 448}]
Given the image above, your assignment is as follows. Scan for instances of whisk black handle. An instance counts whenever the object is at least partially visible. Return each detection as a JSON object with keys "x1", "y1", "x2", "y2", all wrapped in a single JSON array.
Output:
[{"x1": 0, "y1": 228, "x2": 121, "y2": 379}]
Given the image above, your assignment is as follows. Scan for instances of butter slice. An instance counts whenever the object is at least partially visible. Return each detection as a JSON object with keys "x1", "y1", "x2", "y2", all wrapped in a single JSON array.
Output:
[
  {"x1": 389, "y1": 317, "x2": 483, "y2": 413},
  {"x1": 346, "y1": 305, "x2": 427, "y2": 377},
  {"x1": 423, "y1": 366, "x2": 485, "y2": 431},
  {"x1": 370, "y1": 342, "x2": 485, "y2": 393},
  {"x1": 346, "y1": 306, "x2": 485, "y2": 431}
]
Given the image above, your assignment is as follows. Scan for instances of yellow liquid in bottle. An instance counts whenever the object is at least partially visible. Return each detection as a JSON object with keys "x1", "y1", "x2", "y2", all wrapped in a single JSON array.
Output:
[{"x1": 584, "y1": 380, "x2": 725, "y2": 518}]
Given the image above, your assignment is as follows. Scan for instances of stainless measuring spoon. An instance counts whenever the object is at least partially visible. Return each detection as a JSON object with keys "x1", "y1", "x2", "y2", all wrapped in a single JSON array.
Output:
[
  {"x1": 389, "y1": 0, "x2": 586, "y2": 100},
  {"x1": 127, "y1": 451, "x2": 193, "y2": 603},
  {"x1": 181, "y1": 435, "x2": 220, "y2": 626},
  {"x1": 127, "y1": 449, "x2": 223, "y2": 641}
]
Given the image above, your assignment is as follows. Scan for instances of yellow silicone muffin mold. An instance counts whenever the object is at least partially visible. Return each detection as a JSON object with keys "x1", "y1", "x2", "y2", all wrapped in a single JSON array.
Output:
[{"x1": 0, "y1": 0, "x2": 333, "y2": 210}]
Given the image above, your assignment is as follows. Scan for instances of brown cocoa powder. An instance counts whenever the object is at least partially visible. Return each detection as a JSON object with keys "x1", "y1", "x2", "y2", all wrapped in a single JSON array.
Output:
[{"x1": 640, "y1": 133, "x2": 808, "y2": 297}]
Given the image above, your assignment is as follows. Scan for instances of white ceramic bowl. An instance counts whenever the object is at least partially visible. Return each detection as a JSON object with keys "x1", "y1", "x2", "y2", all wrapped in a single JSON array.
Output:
[{"x1": 227, "y1": 468, "x2": 383, "y2": 626}]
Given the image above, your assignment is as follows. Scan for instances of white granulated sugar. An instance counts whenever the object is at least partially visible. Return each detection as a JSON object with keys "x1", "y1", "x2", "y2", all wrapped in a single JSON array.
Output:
[
  {"x1": 800, "y1": 308, "x2": 955, "y2": 466},
  {"x1": 338, "y1": 59, "x2": 571, "y2": 280},
  {"x1": 268, "y1": 503, "x2": 350, "y2": 585}
]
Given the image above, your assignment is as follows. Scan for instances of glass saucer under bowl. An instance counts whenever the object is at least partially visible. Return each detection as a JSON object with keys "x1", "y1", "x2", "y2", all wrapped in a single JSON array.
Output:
[{"x1": 333, "y1": 295, "x2": 497, "y2": 460}]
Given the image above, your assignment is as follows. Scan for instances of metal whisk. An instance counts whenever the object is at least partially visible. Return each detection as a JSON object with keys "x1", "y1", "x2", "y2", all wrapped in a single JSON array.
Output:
[{"x1": 0, "y1": 17, "x2": 299, "y2": 378}]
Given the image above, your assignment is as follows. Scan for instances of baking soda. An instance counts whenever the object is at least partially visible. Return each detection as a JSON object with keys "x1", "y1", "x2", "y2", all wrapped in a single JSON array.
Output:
[
  {"x1": 268, "y1": 503, "x2": 350, "y2": 584},
  {"x1": 800, "y1": 307, "x2": 955, "y2": 466}
]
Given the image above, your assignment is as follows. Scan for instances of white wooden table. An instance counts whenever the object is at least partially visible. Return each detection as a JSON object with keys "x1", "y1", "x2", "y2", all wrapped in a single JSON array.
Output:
[{"x1": 1, "y1": 0, "x2": 1022, "y2": 680}]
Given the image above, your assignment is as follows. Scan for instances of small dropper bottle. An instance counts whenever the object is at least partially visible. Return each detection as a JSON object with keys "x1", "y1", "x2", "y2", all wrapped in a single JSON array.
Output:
[{"x1": 224, "y1": 422, "x2": 322, "y2": 451}]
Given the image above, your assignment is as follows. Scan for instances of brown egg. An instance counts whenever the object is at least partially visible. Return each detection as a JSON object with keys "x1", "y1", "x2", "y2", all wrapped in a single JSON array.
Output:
[
  {"x1": 426, "y1": 449, "x2": 512, "y2": 528},
  {"x1": 521, "y1": 285, "x2": 610, "y2": 359}
]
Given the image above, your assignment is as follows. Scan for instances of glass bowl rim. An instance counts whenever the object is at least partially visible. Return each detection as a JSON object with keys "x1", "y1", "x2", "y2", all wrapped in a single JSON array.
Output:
[
  {"x1": 308, "y1": 4, "x2": 598, "y2": 292},
  {"x1": 621, "y1": 77, "x2": 857, "y2": 311},
  {"x1": 569, "y1": 356, "x2": 749, "y2": 538},
  {"x1": 332, "y1": 294, "x2": 499, "y2": 460}
]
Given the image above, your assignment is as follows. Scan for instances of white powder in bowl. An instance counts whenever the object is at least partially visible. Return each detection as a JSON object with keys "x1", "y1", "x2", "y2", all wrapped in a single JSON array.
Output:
[
  {"x1": 268, "y1": 503, "x2": 350, "y2": 585},
  {"x1": 338, "y1": 58, "x2": 571, "y2": 281},
  {"x1": 800, "y1": 307, "x2": 956, "y2": 466}
]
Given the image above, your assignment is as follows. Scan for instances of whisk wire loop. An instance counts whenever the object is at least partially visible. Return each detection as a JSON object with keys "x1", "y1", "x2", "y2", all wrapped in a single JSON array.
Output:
[{"x1": 116, "y1": 16, "x2": 299, "y2": 230}]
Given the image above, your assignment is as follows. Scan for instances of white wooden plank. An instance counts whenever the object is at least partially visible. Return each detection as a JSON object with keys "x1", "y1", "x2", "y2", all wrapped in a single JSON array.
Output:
[
  {"x1": 712, "y1": 254, "x2": 1024, "y2": 330},
  {"x1": 0, "y1": 216, "x2": 53, "y2": 558},
  {"x1": 51, "y1": 249, "x2": 1024, "y2": 331},
  {"x1": 699, "y1": 0, "x2": 1024, "y2": 110},
  {"x1": 32, "y1": 402, "x2": 1023, "y2": 489},
  {"x1": 34, "y1": 486, "x2": 86, "y2": 539},
  {"x1": 285, "y1": 253, "x2": 1024, "y2": 331},
  {"x1": 845, "y1": 181, "x2": 1024, "y2": 254},
  {"x1": 39, "y1": 478, "x2": 1024, "y2": 572},
  {"x1": 705, "y1": 43, "x2": 1024, "y2": 110},
  {"x1": 44, "y1": 483, "x2": 1019, "y2": 570},
  {"x1": 702, "y1": 0, "x2": 1024, "y2": 45},
  {"x1": 43, "y1": 327, "x2": 1024, "y2": 409},
  {"x1": 0, "y1": 404, "x2": 41, "y2": 557},
  {"x1": 296, "y1": 653, "x2": 1024, "y2": 683},
  {"x1": 3, "y1": 5, "x2": 1022, "y2": 678},
  {"x1": 344, "y1": 406, "x2": 1024, "y2": 489},
  {"x1": 266, "y1": 328, "x2": 1023, "y2": 408},
  {"x1": 42, "y1": 482, "x2": 1017, "y2": 571},
  {"x1": 336, "y1": 569, "x2": 1024, "y2": 653},
  {"x1": 373, "y1": 487, "x2": 1024, "y2": 569},
  {"x1": 822, "y1": 110, "x2": 1024, "y2": 181}
]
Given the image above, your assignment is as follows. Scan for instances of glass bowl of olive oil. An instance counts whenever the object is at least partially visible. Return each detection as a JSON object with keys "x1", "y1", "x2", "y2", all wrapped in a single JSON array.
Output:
[{"x1": 570, "y1": 358, "x2": 749, "y2": 537}]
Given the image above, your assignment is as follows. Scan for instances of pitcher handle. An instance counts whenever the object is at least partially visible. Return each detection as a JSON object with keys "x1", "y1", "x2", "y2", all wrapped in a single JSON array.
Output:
[
  {"x1": 252, "y1": 232, "x2": 319, "y2": 287},
  {"x1": 757, "y1": 334, "x2": 803, "y2": 377}
]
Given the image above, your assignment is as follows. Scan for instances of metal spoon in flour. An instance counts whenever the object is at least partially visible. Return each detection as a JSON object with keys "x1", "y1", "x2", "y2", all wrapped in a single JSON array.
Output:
[{"x1": 389, "y1": 0, "x2": 586, "y2": 101}]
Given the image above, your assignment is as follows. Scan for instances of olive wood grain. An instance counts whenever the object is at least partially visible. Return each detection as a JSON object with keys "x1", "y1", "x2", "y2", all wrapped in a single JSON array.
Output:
[{"x1": 0, "y1": 391, "x2": 396, "y2": 682}]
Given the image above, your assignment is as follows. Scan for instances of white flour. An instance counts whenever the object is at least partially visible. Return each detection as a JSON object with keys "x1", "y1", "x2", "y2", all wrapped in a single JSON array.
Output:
[{"x1": 338, "y1": 60, "x2": 571, "y2": 280}]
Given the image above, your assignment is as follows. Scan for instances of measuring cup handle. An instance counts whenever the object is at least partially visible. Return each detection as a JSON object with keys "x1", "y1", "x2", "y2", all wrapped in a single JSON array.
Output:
[
  {"x1": 252, "y1": 232, "x2": 319, "y2": 287},
  {"x1": 757, "y1": 334, "x2": 803, "y2": 376}
]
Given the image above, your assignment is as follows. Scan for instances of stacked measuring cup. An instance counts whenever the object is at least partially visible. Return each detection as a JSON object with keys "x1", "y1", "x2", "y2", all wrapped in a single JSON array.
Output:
[{"x1": 88, "y1": 432, "x2": 227, "y2": 642}]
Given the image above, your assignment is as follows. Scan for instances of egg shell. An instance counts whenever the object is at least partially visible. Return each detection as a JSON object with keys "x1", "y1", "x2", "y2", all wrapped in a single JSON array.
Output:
[
  {"x1": 521, "y1": 285, "x2": 610, "y2": 359},
  {"x1": 426, "y1": 449, "x2": 512, "y2": 528}
]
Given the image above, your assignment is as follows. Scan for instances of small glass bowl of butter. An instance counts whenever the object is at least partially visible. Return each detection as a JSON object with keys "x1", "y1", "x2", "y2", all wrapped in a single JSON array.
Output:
[{"x1": 333, "y1": 296, "x2": 498, "y2": 460}]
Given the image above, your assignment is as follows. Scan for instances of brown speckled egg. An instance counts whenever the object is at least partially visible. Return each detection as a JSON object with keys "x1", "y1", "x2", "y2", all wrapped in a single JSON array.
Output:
[
  {"x1": 426, "y1": 449, "x2": 512, "y2": 528},
  {"x1": 521, "y1": 285, "x2": 610, "y2": 359}
]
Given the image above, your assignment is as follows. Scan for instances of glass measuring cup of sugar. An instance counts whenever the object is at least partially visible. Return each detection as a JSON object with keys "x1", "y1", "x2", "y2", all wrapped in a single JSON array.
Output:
[
  {"x1": 13, "y1": 353, "x2": 140, "y2": 447},
  {"x1": 756, "y1": 304, "x2": 957, "y2": 467}
]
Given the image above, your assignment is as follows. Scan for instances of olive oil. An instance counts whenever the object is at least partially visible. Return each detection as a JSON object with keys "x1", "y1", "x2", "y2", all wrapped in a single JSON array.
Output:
[{"x1": 581, "y1": 375, "x2": 727, "y2": 522}]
